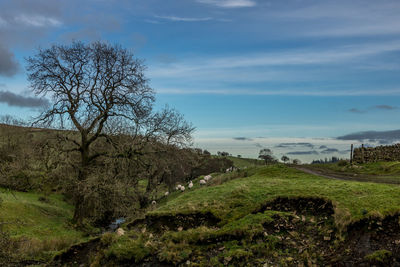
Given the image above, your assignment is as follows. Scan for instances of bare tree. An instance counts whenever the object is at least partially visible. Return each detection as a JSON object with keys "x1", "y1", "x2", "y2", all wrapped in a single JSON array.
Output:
[
  {"x1": 258, "y1": 148, "x2": 276, "y2": 164},
  {"x1": 26, "y1": 41, "x2": 156, "y2": 224}
]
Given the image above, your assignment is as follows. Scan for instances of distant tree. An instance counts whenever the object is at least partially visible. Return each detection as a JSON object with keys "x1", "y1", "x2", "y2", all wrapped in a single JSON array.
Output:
[
  {"x1": 237, "y1": 155, "x2": 242, "y2": 158},
  {"x1": 258, "y1": 148, "x2": 276, "y2": 164},
  {"x1": 218, "y1": 151, "x2": 229, "y2": 157},
  {"x1": 281, "y1": 155, "x2": 290, "y2": 163},
  {"x1": 203, "y1": 150, "x2": 211, "y2": 155},
  {"x1": 292, "y1": 159, "x2": 301, "y2": 165}
]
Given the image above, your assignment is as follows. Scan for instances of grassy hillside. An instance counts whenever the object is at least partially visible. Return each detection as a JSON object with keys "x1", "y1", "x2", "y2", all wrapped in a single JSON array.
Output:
[
  {"x1": 311, "y1": 161, "x2": 400, "y2": 176},
  {"x1": 0, "y1": 189, "x2": 87, "y2": 263},
  {"x1": 227, "y1": 156, "x2": 264, "y2": 168},
  {"x1": 53, "y1": 164, "x2": 400, "y2": 266},
  {"x1": 154, "y1": 164, "x2": 400, "y2": 226}
]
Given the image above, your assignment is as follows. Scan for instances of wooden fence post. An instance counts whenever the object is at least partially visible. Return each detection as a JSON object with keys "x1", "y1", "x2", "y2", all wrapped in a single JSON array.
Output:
[{"x1": 350, "y1": 144, "x2": 353, "y2": 164}]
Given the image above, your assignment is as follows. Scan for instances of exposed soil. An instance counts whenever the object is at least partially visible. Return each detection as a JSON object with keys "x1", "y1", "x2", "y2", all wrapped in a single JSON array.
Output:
[
  {"x1": 254, "y1": 196, "x2": 335, "y2": 216},
  {"x1": 49, "y1": 237, "x2": 101, "y2": 267},
  {"x1": 127, "y1": 211, "x2": 221, "y2": 233}
]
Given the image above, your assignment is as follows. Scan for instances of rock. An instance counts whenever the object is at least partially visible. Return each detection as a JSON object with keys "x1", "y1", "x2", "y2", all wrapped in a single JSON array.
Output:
[{"x1": 116, "y1": 228, "x2": 125, "y2": 236}]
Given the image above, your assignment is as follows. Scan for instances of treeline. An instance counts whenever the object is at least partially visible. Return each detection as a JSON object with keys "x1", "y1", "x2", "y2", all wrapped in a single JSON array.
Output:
[{"x1": 311, "y1": 156, "x2": 342, "y2": 164}]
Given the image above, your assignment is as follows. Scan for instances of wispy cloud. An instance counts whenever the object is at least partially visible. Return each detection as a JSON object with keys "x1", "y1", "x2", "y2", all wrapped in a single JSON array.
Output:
[
  {"x1": 374, "y1": 105, "x2": 397, "y2": 110},
  {"x1": 0, "y1": 16, "x2": 7, "y2": 27},
  {"x1": 348, "y1": 105, "x2": 398, "y2": 113},
  {"x1": 150, "y1": 40, "x2": 400, "y2": 96},
  {"x1": 287, "y1": 150, "x2": 319, "y2": 155},
  {"x1": 155, "y1": 15, "x2": 212, "y2": 22},
  {"x1": 196, "y1": 0, "x2": 256, "y2": 8},
  {"x1": 157, "y1": 88, "x2": 400, "y2": 96},
  {"x1": 233, "y1": 137, "x2": 253, "y2": 141},
  {"x1": 15, "y1": 14, "x2": 62, "y2": 27},
  {"x1": 348, "y1": 108, "x2": 364, "y2": 113},
  {"x1": 151, "y1": 41, "x2": 400, "y2": 77},
  {"x1": 274, "y1": 1, "x2": 400, "y2": 37}
]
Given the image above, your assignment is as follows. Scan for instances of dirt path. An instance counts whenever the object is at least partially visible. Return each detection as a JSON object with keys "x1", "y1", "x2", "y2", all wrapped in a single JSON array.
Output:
[{"x1": 292, "y1": 166, "x2": 400, "y2": 185}]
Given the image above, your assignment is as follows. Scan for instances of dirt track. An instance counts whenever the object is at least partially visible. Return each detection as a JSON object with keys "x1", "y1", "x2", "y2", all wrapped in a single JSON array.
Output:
[{"x1": 293, "y1": 166, "x2": 400, "y2": 185}]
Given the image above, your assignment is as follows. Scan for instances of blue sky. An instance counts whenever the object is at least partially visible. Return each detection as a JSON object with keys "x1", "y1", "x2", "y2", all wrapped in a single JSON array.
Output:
[{"x1": 1, "y1": 0, "x2": 400, "y2": 161}]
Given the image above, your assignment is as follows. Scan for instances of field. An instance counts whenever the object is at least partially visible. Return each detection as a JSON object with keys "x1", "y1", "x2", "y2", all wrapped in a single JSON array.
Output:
[
  {"x1": 51, "y1": 163, "x2": 400, "y2": 266},
  {"x1": 0, "y1": 189, "x2": 87, "y2": 263}
]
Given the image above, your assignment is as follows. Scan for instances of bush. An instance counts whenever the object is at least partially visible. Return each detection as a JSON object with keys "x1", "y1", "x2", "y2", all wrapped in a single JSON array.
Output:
[{"x1": 338, "y1": 160, "x2": 349, "y2": 167}]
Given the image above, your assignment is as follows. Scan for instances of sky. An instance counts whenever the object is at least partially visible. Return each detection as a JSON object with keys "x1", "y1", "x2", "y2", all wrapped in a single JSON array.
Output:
[{"x1": 1, "y1": 0, "x2": 400, "y2": 162}]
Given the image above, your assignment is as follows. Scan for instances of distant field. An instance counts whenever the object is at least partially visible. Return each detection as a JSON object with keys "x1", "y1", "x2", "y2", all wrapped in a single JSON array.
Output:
[
  {"x1": 304, "y1": 161, "x2": 400, "y2": 184},
  {"x1": 227, "y1": 156, "x2": 265, "y2": 168},
  {"x1": 311, "y1": 161, "x2": 400, "y2": 176}
]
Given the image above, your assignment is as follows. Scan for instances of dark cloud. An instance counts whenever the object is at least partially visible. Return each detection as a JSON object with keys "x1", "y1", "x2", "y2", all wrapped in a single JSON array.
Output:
[
  {"x1": 233, "y1": 137, "x2": 253, "y2": 141},
  {"x1": 287, "y1": 150, "x2": 319, "y2": 155},
  {"x1": 0, "y1": 44, "x2": 19, "y2": 77},
  {"x1": 319, "y1": 145, "x2": 327, "y2": 149},
  {"x1": 0, "y1": 90, "x2": 49, "y2": 108},
  {"x1": 254, "y1": 143, "x2": 263, "y2": 148},
  {"x1": 348, "y1": 108, "x2": 364, "y2": 113},
  {"x1": 321, "y1": 148, "x2": 339, "y2": 154},
  {"x1": 348, "y1": 105, "x2": 398, "y2": 114},
  {"x1": 275, "y1": 142, "x2": 314, "y2": 149},
  {"x1": 337, "y1": 130, "x2": 400, "y2": 143},
  {"x1": 374, "y1": 105, "x2": 397, "y2": 110}
]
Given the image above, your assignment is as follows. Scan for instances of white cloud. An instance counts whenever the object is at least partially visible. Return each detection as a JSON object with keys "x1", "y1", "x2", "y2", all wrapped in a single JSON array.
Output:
[
  {"x1": 197, "y1": 0, "x2": 256, "y2": 8},
  {"x1": 272, "y1": 0, "x2": 400, "y2": 37},
  {"x1": 15, "y1": 14, "x2": 62, "y2": 27},
  {"x1": 155, "y1": 15, "x2": 212, "y2": 22}
]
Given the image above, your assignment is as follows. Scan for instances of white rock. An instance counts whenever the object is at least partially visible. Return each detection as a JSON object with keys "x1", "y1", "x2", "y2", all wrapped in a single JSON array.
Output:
[
  {"x1": 199, "y1": 179, "x2": 206, "y2": 185},
  {"x1": 165, "y1": 191, "x2": 169, "y2": 196},
  {"x1": 151, "y1": 200, "x2": 156, "y2": 205},
  {"x1": 180, "y1": 186, "x2": 185, "y2": 191}
]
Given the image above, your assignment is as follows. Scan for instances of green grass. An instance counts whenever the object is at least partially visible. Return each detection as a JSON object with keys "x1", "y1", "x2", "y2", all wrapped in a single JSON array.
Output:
[
  {"x1": 153, "y1": 164, "x2": 400, "y2": 227},
  {"x1": 117, "y1": 164, "x2": 400, "y2": 265},
  {"x1": 227, "y1": 156, "x2": 264, "y2": 168},
  {"x1": 0, "y1": 189, "x2": 87, "y2": 262},
  {"x1": 312, "y1": 161, "x2": 400, "y2": 176}
]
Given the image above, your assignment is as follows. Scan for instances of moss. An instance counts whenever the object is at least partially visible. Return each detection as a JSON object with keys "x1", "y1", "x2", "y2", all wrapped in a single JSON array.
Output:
[
  {"x1": 104, "y1": 235, "x2": 152, "y2": 263},
  {"x1": 157, "y1": 241, "x2": 192, "y2": 264},
  {"x1": 364, "y1": 249, "x2": 392, "y2": 263}
]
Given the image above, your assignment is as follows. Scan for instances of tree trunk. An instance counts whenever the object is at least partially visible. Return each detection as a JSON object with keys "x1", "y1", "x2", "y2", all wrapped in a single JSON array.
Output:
[{"x1": 72, "y1": 137, "x2": 90, "y2": 225}]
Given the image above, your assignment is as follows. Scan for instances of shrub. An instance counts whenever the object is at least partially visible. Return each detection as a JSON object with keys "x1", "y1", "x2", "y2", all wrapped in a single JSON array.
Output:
[{"x1": 338, "y1": 160, "x2": 348, "y2": 167}]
